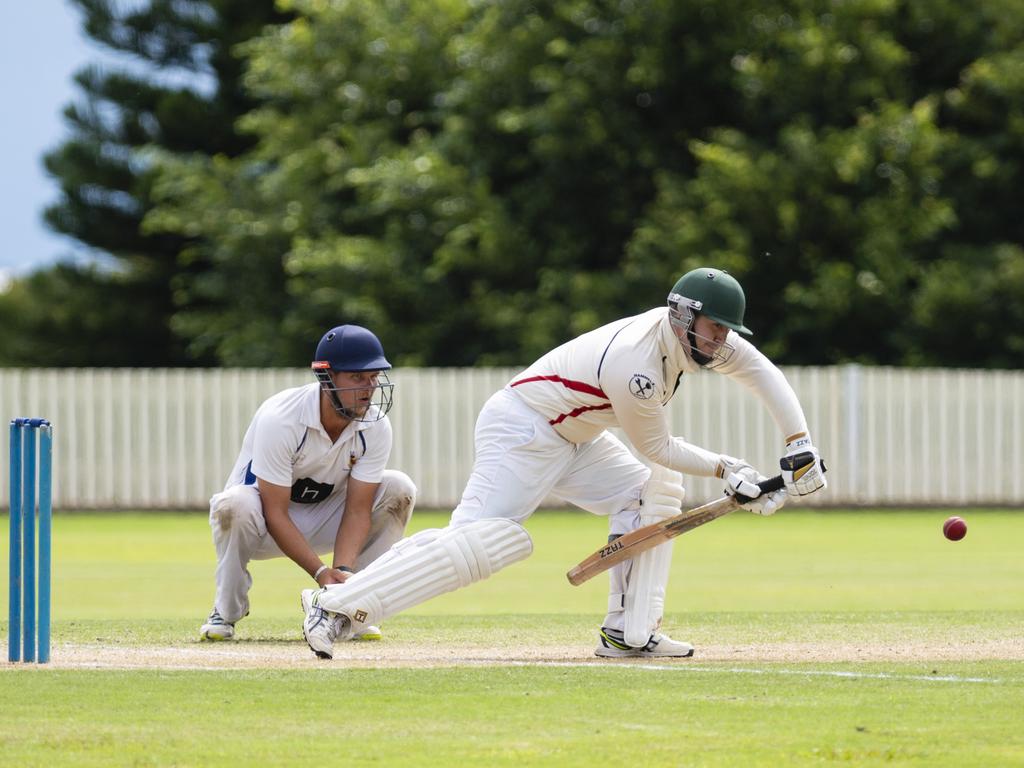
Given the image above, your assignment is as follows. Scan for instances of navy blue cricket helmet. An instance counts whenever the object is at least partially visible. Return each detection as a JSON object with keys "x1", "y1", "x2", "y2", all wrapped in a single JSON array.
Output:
[{"x1": 312, "y1": 325, "x2": 391, "y2": 372}]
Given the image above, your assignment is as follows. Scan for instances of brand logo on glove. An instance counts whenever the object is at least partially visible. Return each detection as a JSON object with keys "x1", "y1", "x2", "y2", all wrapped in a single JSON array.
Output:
[
  {"x1": 629, "y1": 373, "x2": 656, "y2": 400},
  {"x1": 354, "y1": 610, "x2": 368, "y2": 623}
]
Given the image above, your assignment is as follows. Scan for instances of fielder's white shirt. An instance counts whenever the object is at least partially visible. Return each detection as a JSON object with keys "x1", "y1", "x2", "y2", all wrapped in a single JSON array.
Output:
[
  {"x1": 509, "y1": 307, "x2": 808, "y2": 477},
  {"x1": 224, "y1": 383, "x2": 392, "y2": 506}
]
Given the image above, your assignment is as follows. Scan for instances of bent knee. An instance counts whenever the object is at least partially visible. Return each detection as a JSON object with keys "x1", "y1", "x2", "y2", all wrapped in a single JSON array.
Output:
[
  {"x1": 377, "y1": 470, "x2": 417, "y2": 526},
  {"x1": 209, "y1": 485, "x2": 263, "y2": 532}
]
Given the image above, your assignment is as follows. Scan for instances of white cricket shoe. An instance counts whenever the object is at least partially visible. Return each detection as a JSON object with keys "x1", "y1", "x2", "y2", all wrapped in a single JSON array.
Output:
[
  {"x1": 595, "y1": 626, "x2": 695, "y2": 658},
  {"x1": 299, "y1": 588, "x2": 381, "y2": 643},
  {"x1": 301, "y1": 588, "x2": 347, "y2": 659},
  {"x1": 199, "y1": 608, "x2": 235, "y2": 641}
]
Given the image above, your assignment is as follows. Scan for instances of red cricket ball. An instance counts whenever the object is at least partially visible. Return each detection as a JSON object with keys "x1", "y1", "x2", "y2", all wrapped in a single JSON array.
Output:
[{"x1": 943, "y1": 516, "x2": 967, "y2": 541}]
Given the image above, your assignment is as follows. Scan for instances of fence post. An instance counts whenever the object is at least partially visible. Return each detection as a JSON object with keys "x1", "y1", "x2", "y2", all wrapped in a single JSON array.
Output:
[{"x1": 843, "y1": 364, "x2": 862, "y2": 502}]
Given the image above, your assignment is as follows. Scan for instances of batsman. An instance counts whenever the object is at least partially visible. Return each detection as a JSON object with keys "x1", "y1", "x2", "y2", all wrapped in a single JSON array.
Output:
[{"x1": 302, "y1": 269, "x2": 827, "y2": 659}]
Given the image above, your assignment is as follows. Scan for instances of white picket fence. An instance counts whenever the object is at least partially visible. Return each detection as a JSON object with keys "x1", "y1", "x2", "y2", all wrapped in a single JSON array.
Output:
[{"x1": 1, "y1": 365, "x2": 1022, "y2": 509}]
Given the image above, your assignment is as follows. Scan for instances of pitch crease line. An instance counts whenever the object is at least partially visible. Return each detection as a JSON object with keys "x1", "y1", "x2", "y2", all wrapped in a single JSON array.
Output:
[{"x1": 511, "y1": 661, "x2": 1001, "y2": 684}]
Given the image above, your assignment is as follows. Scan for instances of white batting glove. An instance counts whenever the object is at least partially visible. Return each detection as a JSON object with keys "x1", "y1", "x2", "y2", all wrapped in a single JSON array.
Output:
[
  {"x1": 718, "y1": 455, "x2": 781, "y2": 514},
  {"x1": 780, "y1": 434, "x2": 827, "y2": 497},
  {"x1": 742, "y1": 487, "x2": 787, "y2": 516},
  {"x1": 716, "y1": 455, "x2": 758, "y2": 487}
]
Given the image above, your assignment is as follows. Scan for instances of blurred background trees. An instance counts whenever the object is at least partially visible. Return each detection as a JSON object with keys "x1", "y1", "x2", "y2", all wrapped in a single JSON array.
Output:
[
  {"x1": 4, "y1": 0, "x2": 1022, "y2": 367},
  {"x1": 0, "y1": 0, "x2": 291, "y2": 365}
]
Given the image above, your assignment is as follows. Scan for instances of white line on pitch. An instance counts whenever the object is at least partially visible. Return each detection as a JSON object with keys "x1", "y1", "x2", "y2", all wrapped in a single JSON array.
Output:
[{"x1": 513, "y1": 661, "x2": 1002, "y2": 684}]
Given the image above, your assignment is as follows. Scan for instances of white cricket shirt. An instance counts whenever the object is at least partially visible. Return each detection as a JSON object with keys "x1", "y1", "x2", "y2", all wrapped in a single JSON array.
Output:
[
  {"x1": 223, "y1": 383, "x2": 392, "y2": 505},
  {"x1": 509, "y1": 307, "x2": 808, "y2": 477}
]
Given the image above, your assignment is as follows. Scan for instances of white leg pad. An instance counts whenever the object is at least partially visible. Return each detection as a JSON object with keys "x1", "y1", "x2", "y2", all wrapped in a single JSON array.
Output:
[
  {"x1": 623, "y1": 465, "x2": 684, "y2": 647},
  {"x1": 316, "y1": 518, "x2": 532, "y2": 637}
]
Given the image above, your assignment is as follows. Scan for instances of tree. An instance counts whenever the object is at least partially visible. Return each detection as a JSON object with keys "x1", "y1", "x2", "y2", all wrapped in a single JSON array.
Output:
[
  {"x1": 148, "y1": 0, "x2": 1024, "y2": 368},
  {"x1": 12, "y1": 0, "x2": 1023, "y2": 368},
  {"x1": 0, "y1": 0, "x2": 289, "y2": 366},
  {"x1": 147, "y1": 0, "x2": 778, "y2": 365},
  {"x1": 621, "y1": 0, "x2": 1024, "y2": 366}
]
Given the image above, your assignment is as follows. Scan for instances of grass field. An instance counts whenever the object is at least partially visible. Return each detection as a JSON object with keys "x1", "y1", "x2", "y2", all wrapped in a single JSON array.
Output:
[{"x1": 2, "y1": 507, "x2": 1023, "y2": 766}]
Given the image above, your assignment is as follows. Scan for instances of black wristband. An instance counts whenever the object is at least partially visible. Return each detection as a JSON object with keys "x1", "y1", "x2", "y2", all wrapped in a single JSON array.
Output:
[{"x1": 334, "y1": 565, "x2": 354, "y2": 573}]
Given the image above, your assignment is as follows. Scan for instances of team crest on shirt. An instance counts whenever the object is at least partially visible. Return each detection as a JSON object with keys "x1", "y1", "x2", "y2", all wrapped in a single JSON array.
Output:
[
  {"x1": 629, "y1": 373, "x2": 656, "y2": 400},
  {"x1": 349, "y1": 451, "x2": 358, "y2": 468}
]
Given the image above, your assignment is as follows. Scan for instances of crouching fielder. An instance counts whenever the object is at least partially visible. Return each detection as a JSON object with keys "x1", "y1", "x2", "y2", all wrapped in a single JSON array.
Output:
[
  {"x1": 200, "y1": 325, "x2": 416, "y2": 642},
  {"x1": 303, "y1": 268, "x2": 827, "y2": 659}
]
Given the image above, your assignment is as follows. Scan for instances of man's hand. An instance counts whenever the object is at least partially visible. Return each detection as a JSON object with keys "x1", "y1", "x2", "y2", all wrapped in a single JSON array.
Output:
[
  {"x1": 720, "y1": 456, "x2": 786, "y2": 516},
  {"x1": 738, "y1": 485, "x2": 786, "y2": 516},
  {"x1": 716, "y1": 455, "x2": 758, "y2": 486},
  {"x1": 259, "y1": 478, "x2": 331, "y2": 583},
  {"x1": 780, "y1": 434, "x2": 827, "y2": 497},
  {"x1": 315, "y1": 566, "x2": 353, "y2": 587}
]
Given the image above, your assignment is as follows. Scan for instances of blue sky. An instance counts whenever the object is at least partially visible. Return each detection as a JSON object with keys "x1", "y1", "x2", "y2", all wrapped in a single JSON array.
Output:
[{"x1": 0, "y1": 1, "x2": 105, "y2": 283}]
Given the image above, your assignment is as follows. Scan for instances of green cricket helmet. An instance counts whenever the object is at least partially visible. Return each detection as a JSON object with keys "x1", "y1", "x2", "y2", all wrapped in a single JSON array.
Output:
[{"x1": 667, "y1": 268, "x2": 752, "y2": 335}]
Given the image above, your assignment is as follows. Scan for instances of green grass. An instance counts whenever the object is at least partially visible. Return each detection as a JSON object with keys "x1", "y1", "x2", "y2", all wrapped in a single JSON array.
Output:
[
  {"x1": 24, "y1": 507, "x2": 1024, "y2": 618},
  {"x1": 3, "y1": 664, "x2": 1022, "y2": 767},
  {"x1": 2, "y1": 508, "x2": 1023, "y2": 766}
]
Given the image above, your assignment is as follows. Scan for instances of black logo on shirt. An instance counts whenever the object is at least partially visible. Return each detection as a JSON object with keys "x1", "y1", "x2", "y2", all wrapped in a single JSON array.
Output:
[
  {"x1": 291, "y1": 478, "x2": 335, "y2": 504},
  {"x1": 629, "y1": 373, "x2": 656, "y2": 400}
]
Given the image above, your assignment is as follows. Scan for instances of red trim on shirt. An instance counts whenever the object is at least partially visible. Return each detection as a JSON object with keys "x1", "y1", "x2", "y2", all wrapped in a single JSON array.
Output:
[
  {"x1": 511, "y1": 375, "x2": 611, "y2": 426},
  {"x1": 549, "y1": 403, "x2": 613, "y2": 425},
  {"x1": 510, "y1": 375, "x2": 607, "y2": 399}
]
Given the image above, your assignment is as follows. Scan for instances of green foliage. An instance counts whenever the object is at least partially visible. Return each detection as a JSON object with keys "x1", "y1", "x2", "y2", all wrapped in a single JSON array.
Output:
[
  {"x1": 6, "y1": 0, "x2": 1024, "y2": 367},
  {"x1": 0, "y1": 265, "x2": 179, "y2": 365},
  {"x1": 144, "y1": 0, "x2": 1024, "y2": 367},
  {"x1": 909, "y1": 244, "x2": 1024, "y2": 366},
  {"x1": 0, "y1": 0, "x2": 289, "y2": 366}
]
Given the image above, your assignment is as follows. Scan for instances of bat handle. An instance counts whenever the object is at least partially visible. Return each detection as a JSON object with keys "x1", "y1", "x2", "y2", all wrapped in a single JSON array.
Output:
[{"x1": 733, "y1": 474, "x2": 784, "y2": 504}]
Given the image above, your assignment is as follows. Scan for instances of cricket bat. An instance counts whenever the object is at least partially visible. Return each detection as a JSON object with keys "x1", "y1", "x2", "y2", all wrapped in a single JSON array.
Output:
[{"x1": 566, "y1": 475, "x2": 785, "y2": 586}]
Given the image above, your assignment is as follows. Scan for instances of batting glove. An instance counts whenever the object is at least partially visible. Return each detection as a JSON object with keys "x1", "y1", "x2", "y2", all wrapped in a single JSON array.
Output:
[
  {"x1": 716, "y1": 455, "x2": 758, "y2": 485},
  {"x1": 720, "y1": 456, "x2": 785, "y2": 516},
  {"x1": 741, "y1": 487, "x2": 787, "y2": 516},
  {"x1": 780, "y1": 433, "x2": 827, "y2": 497}
]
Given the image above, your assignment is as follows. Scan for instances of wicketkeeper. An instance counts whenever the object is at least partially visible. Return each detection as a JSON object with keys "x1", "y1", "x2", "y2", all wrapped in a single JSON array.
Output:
[
  {"x1": 200, "y1": 325, "x2": 416, "y2": 641},
  {"x1": 301, "y1": 269, "x2": 826, "y2": 659}
]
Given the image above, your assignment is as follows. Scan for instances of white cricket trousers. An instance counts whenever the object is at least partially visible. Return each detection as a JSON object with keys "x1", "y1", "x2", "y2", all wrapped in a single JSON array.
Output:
[
  {"x1": 208, "y1": 469, "x2": 416, "y2": 622},
  {"x1": 451, "y1": 387, "x2": 649, "y2": 530},
  {"x1": 450, "y1": 388, "x2": 655, "y2": 631}
]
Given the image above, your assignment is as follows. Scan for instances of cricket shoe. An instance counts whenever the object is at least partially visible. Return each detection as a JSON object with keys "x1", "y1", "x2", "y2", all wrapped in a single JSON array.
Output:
[
  {"x1": 353, "y1": 624, "x2": 383, "y2": 641},
  {"x1": 301, "y1": 588, "x2": 343, "y2": 659},
  {"x1": 200, "y1": 608, "x2": 236, "y2": 641},
  {"x1": 594, "y1": 626, "x2": 695, "y2": 658},
  {"x1": 299, "y1": 588, "x2": 381, "y2": 643}
]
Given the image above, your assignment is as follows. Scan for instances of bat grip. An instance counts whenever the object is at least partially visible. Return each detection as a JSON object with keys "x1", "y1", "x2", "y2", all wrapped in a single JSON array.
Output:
[{"x1": 733, "y1": 474, "x2": 784, "y2": 504}]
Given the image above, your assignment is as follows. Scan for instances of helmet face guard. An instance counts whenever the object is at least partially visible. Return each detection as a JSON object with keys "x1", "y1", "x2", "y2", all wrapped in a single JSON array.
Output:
[
  {"x1": 667, "y1": 293, "x2": 736, "y2": 368},
  {"x1": 312, "y1": 363, "x2": 394, "y2": 422}
]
